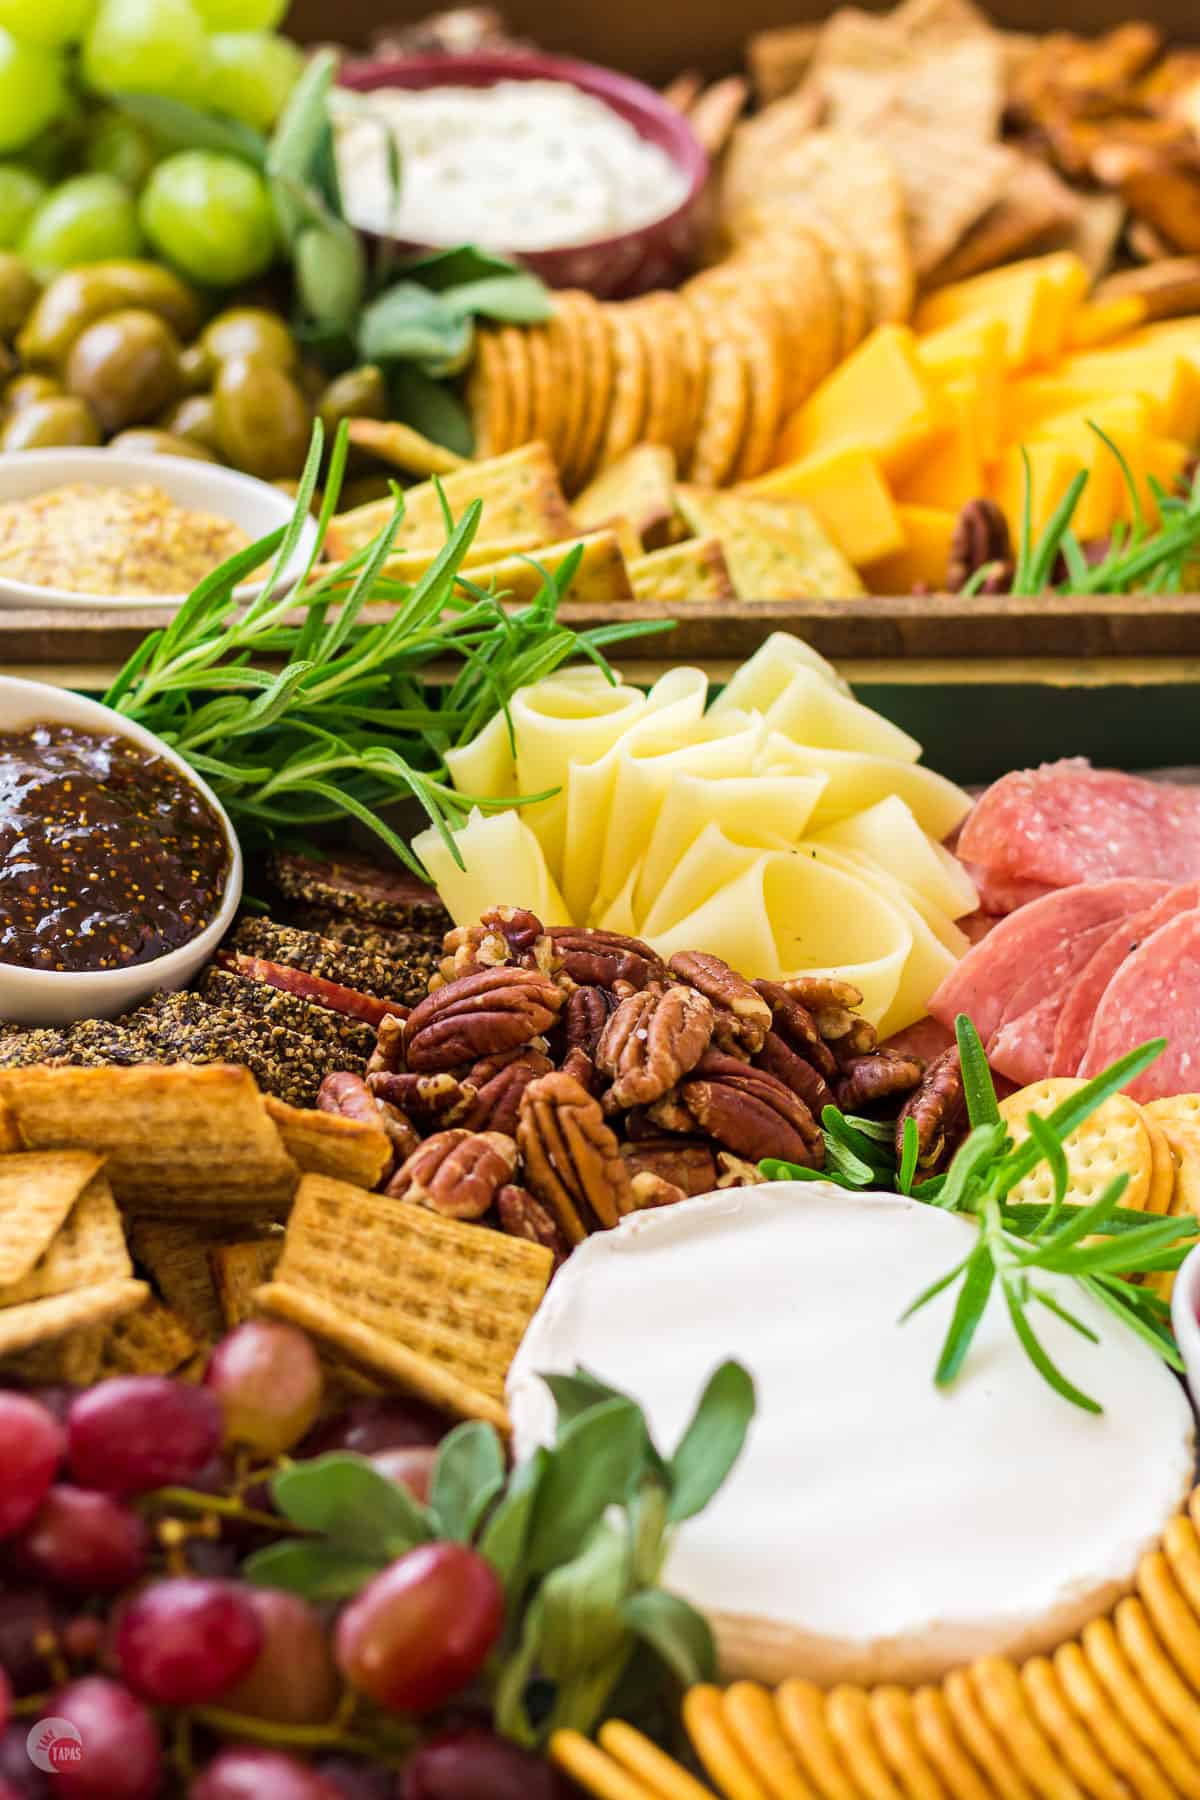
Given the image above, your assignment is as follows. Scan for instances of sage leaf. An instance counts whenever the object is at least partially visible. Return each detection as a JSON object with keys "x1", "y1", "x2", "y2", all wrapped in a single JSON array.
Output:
[
  {"x1": 478, "y1": 1447, "x2": 548, "y2": 1598},
  {"x1": 442, "y1": 272, "x2": 552, "y2": 324},
  {"x1": 114, "y1": 93, "x2": 267, "y2": 166},
  {"x1": 388, "y1": 364, "x2": 474, "y2": 457},
  {"x1": 526, "y1": 1398, "x2": 649, "y2": 1574},
  {"x1": 430, "y1": 1420, "x2": 506, "y2": 1543},
  {"x1": 536, "y1": 1522, "x2": 632, "y2": 1680},
  {"x1": 241, "y1": 1538, "x2": 385, "y2": 1601},
  {"x1": 359, "y1": 282, "x2": 472, "y2": 374},
  {"x1": 399, "y1": 244, "x2": 533, "y2": 289},
  {"x1": 667, "y1": 1360, "x2": 755, "y2": 1523},
  {"x1": 622, "y1": 1589, "x2": 716, "y2": 1687},
  {"x1": 270, "y1": 1452, "x2": 434, "y2": 1555},
  {"x1": 543, "y1": 1368, "x2": 631, "y2": 1435},
  {"x1": 268, "y1": 48, "x2": 337, "y2": 241}
]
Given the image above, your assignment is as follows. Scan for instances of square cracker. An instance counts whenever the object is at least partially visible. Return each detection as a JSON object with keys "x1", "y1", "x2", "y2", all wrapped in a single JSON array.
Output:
[
  {"x1": 573, "y1": 445, "x2": 678, "y2": 547},
  {"x1": 128, "y1": 1218, "x2": 239, "y2": 1344},
  {"x1": 326, "y1": 442, "x2": 575, "y2": 560},
  {"x1": 94, "y1": 1299, "x2": 197, "y2": 1378},
  {"x1": 257, "y1": 1174, "x2": 553, "y2": 1430},
  {"x1": 0, "y1": 1151, "x2": 104, "y2": 1286},
  {"x1": 676, "y1": 487, "x2": 865, "y2": 600},
  {"x1": 211, "y1": 1237, "x2": 283, "y2": 1329},
  {"x1": 264, "y1": 1097, "x2": 391, "y2": 1192},
  {"x1": 0, "y1": 1171, "x2": 130, "y2": 1307},
  {"x1": 0, "y1": 1279, "x2": 148, "y2": 1359},
  {"x1": 0, "y1": 1065, "x2": 298, "y2": 1214},
  {"x1": 630, "y1": 538, "x2": 736, "y2": 603}
]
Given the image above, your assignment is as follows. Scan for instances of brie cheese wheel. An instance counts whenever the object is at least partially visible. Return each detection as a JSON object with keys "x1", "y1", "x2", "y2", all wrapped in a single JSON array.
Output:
[{"x1": 507, "y1": 1184, "x2": 1195, "y2": 1687}]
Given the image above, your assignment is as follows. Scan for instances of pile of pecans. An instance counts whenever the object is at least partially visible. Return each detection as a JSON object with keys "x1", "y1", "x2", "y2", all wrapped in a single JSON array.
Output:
[{"x1": 318, "y1": 908, "x2": 927, "y2": 1264}]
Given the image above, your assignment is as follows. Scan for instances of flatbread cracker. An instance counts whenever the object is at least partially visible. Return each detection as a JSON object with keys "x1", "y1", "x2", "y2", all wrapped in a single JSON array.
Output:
[
  {"x1": 762, "y1": 131, "x2": 913, "y2": 325},
  {"x1": 863, "y1": 112, "x2": 1016, "y2": 276},
  {"x1": 343, "y1": 419, "x2": 466, "y2": 477},
  {"x1": 573, "y1": 444, "x2": 677, "y2": 547},
  {"x1": 676, "y1": 486, "x2": 865, "y2": 599},
  {"x1": 630, "y1": 537, "x2": 736, "y2": 603},
  {"x1": 264, "y1": 1096, "x2": 392, "y2": 1192},
  {"x1": 0, "y1": 1150, "x2": 103, "y2": 1285},
  {"x1": 465, "y1": 531, "x2": 635, "y2": 605},
  {"x1": 927, "y1": 159, "x2": 1081, "y2": 287},
  {"x1": 1, "y1": 1171, "x2": 130, "y2": 1307}
]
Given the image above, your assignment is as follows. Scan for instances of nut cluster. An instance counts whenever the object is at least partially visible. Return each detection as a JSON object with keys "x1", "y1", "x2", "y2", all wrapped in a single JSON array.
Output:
[{"x1": 318, "y1": 908, "x2": 925, "y2": 1266}]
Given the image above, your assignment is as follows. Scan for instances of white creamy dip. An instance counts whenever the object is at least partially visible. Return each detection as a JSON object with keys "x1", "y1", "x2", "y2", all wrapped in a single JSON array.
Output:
[{"x1": 333, "y1": 79, "x2": 691, "y2": 250}]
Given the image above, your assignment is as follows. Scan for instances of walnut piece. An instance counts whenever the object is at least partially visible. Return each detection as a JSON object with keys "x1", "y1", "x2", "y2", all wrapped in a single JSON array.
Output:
[
  {"x1": 403, "y1": 965, "x2": 563, "y2": 1071},
  {"x1": 517, "y1": 1070, "x2": 633, "y2": 1243},
  {"x1": 437, "y1": 906, "x2": 558, "y2": 984},
  {"x1": 596, "y1": 983, "x2": 715, "y2": 1111},
  {"x1": 386, "y1": 1128, "x2": 518, "y2": 1219},
  {"x1": 670, "y1": 952, "x2": 771, "y2": 1053}
]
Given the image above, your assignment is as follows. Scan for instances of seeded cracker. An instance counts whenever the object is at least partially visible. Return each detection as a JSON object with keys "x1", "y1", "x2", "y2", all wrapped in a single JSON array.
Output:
[
  {"x1": 0, "y1": 1171, "x2": 130, "y2": 1307},
  {"x1": 257, "y1": 1173, "x2": 553, "y2": 1429},
  {"x1": 264, "y1": 1095, "x2": 392, "y2": 1191},
  {"x1": 0, "y1": 1150, "x2": 103, "y2": 1285},
  {"x1": 0, "y1": 1279, "x2": 148, "y2": 1360}
]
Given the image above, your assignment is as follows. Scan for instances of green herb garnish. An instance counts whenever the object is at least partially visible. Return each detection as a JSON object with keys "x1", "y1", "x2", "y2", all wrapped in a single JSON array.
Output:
[
  {"x1": 104, "y1": 421, "x2": 666, "y2": 874},
  {"x1": 761, "y1": 1017, "x2": 1198, "y2": 1411}
]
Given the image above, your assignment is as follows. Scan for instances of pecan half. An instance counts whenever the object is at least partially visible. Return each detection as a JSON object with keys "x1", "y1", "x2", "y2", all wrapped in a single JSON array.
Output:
[
  {"x1": 375, "y1": 1099, "x2": 420, "y2": 1166},
  {"x1": 403, "y1": 966, "x2": 563, "y2": 1071},
  {"x1": 366, "y1": 1011, "x2": 408, "y2": 1077},
  {"x1": 895, "y1": 1047, "x2": 964, "y2": 1171},
  {"x1": 368, "y1": 1069, "x2": 470, "y2": 1120},
  {"x1": 386, "y1": 1128, "x2": 518, "y2": 1219},
  {"x1": 437, "y1": 906, "x2": 558, "y2": 984},
  {"x1": 622, "y1": 1137, "x2": 719, "y2": 1197},
  {"x1": 560, "y1": 1046, "x2": 598, "y2": 1093},
  {"x1": 596, "y1": 984, "x2": 714, "y2": 1111},
  {"x1": 679, "y1": 1050, "x2": 824, "y2": 1166},
  {"x1": 547, "y1": 927, "x2": 666, "y2": 991},
  {"x1": 947, "y1": 497, "x2": 1012, "y2": 593},
  {"x1": 564, "y1": 985, "x2": 617, "y2": 1057},
  {"x1": 629, "y1": 1170, "x2": 688, "y2": 1210},
  {"x1": 517, "y1": 1071, "x2": 633, "y2": 1243},
  {"x1": 754, "y1": 1030, "x2": 836, "y2": 1119},
  {"x1": 779, "y1": 976, "x2": 863, "y2": 1013},
  {"x1": 457, "y1": 1048, "x2": 553, "y2": 1135},
  {"x1": 318, "y1": 1070, "x2": 382, "y2": 1127},
  {"x1": 836, "y1": 1049, "x2": 923, "y2": 1112},
  {"x1": 753, "y1": 980, "x2": 837, "y2": 1078},
  {"x1": 670, "y1": 952, "x2": 771, "y2": 1053},
  {"x1": 496, "y1": 1182, "x2": 569, "y2": 1268}
]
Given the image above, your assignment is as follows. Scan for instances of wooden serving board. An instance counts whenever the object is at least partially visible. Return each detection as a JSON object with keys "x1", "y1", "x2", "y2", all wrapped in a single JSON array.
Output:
[{"x1": 7, "y1": 594, "x2": 1200, "y2": 682}]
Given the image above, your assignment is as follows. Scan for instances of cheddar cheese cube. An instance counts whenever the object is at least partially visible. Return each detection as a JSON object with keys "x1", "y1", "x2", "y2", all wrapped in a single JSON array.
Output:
[
  {"x1": 991, "y1": 441, "x2": 1081, "y2": 543},
  {"x1": 864, "y1": 505, "x2": 958, "y2": 594},
  {"x1": 916, "y1": 253, "x2": 1088, "y2": 370},
  {"x1": 772, "y1": 325, "x2": 946, "y2": 478},
  {"x1": 742, "y1": 445, "x2": 905, "y2": 567}
]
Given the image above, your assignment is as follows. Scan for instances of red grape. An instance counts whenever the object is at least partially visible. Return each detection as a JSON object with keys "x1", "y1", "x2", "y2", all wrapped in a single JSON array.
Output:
[
  {"x1": 205, "y1": 1323, "x2": 323, "y2": 1455},
  {"x1": 0, "y1": 1721, "x2": 48, "y2": 1797},
  {"x1": 219, "y1": 1589, "x2": 339, "y2": 1725},
  {"x1": 368, "y1": 1446, "x2": 437, "y2": 1506},
  {"x1": 313, "y1": 1759, "x2": 392, "y2": 1800},
  {"x1": 0, "y1": 1394, "x2": 64, "y2": 1535},
  {"x1": 298, "y1": 1396, "x2": 448, "y2": 1460},
  {"x1": 0, "y1": 1670, "x2": 8, "y2": 1736},
  {"x1": 47, "y1": 1677, "x2": 163, "y2": 1800},
  {"x1": 0, "y1": 1587, "x2": 56, "y2": 1693},
  {"x1": 334, "y1": 1544, "x2": 503, "y2": 1714},
  {"x1": 402, "y1": 1730, "x2": 579, "y2": 1800},
  {"x1": 15, "y1": 1486, "x2": 147, "y2": 1590},
  {"x1": 67, "y1": 1378, "x2": 222, "y2": 1497},
  {"x1": 189, "y1": 1748, "x2": 343, "y2": 1799},
  {"x1": 116, "y1": 1578, "x2": 263, "y2": 1705}
]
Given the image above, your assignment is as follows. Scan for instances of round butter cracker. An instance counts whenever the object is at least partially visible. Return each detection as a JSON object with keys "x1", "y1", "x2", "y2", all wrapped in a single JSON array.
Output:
[
  {"x1": 867, "y1": 1687, "x2": 945, "y2": 1800},
  {"x1": 1080, "y1": 1616, "x2": 1200, "y2": 1796},
  {"x1": 911, "y1": 1685, "x2": 993, "y2": 1800},
  {"x1": 1054, "y1": 1640, "x2": 1174, "y2": 1800},
  {"x1": 1115, "y1": 1595, "x2": 1200, "y2": 1764},
  {"x1": 720, "y1": 1683, "x2": 816, "y2": 1800},
  {"x1": 825, "y1": 1686, "x2": 906, "y2": 1800},
  {"x1": 999, "y1": 1077, "x2": 1153, "y2": 1214},
  {"x1": 597, "y1": 305, "x2": 649, "y2": 471},
  {"x1": 776, "y1": 1680, "x2": 860, "y2": 1800},
  {"x1": 970, "y1": 1655, "x2": 1078, "y2": 1800},
  {"x1": 466, "y1": 327, "x2": 511, "y2": 459},
  {"x1": 942, "y1": 1666, "x2": 1035, "y2": 1800},
  {"x1": 1021, "y1": 1657, "x2": 1128, "y2": 1800},
  {"x1": 683, "y1": 1685, "x2": 772, "y2": 1800}
]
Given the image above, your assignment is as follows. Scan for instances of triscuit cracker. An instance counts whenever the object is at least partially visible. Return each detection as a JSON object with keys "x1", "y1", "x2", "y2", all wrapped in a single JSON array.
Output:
[
  {"x1": 630, "y1": 538, "x2": 736, "y2": 603},
  {"x1": 211, "y1": 1236, "x2": 283, "y2": 1329},
  {"x1": 128, "y1": 1218, "x2": 232, "y2": 1344},
  {"x1": 999, "y1": 1077, "x2": 1153, "y2": 1212},
  {"x1": 95, "y1": 1299, "x2": 196, "y2": 1378},
  {"x1": 0, "y1": 1278, "x2": 148, "y2": 1359},
  {"x1": 3, "y1": 1323, "x2": 109, "y2": 1387},
  {"x1": 1, "y1": 1171, "x2": 130, "y2": 1307},
  {"x1": 264, "y1": 1096, "x2": 391, "y2": 1192},
  {"x1": 573, "y1": 444, "x2": 678, "y2": 548},
  {"x1": 257, "y1": 1174, "x2": 553, "y2": 1429},
  {"x1": 0, "y1": 1065, "x2": 298, "y2": 1216},
  {"x1": 0, "y1": 1150, "x2": 103, "y2": 1285}
]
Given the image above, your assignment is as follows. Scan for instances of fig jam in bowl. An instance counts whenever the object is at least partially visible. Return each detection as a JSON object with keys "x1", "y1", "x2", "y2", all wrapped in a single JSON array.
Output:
[
  {"x1": 336, "y1": 52, "x2": 709, "y2": 300},
  {"x1": 0, "y1": 678, "x2": 242, "y2": 1027}
]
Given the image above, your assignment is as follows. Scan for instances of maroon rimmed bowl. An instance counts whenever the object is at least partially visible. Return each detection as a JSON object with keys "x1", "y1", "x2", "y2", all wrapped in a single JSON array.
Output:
[{"x1": 336, "y1": 50, "x2": 710, "y2": 300}]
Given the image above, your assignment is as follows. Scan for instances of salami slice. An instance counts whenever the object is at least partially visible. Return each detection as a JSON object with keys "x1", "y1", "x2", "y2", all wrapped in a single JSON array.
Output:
[
  {"x1": 218, "y1": 953, "x2": 397, "y2": 1027},
  {"x1": 1051, "y1": 882, "x2": 1200, "y2": 1076},
  {"x1": 1078, "y1": 907, "x2": 1200, "y2": 1100},
  {"x1": 958, "y1": 863, "x2": 1055, "y2": 917},
  {"x1": 957, "y1": 760, "x2": 1200, "y2": 905},
  {"x1": 927, "y1": 880, "x2": 1171, "y2": 1046}
]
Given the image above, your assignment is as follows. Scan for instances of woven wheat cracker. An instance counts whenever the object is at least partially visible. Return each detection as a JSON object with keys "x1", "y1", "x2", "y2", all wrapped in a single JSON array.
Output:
[
  {"x1": 0, "y1": 1278, "x2": 148, "y2": 1359},
  {"x1": 258, "y1": 1174, "x2": 552, "y2": 1428},
  {"x1": 128, "y1": 1218, "x2": 235, "y2": 1344},
  {"x1": 0, "y1": 1150, "x2": 103, "y2": 1285},
  {"x1": 95, "y1": 1299, "x2": 196, "y2": 1377},
  {"x1": 264, "y1": 1096, "x2": 391, "y2": 1191},
  {"x1": 211, "y1": 1236, "x2": 282, "y2": 1328},
  {"x1": 999, "y1": 1078, "x2": 1153, "y2": 1212},
  {"x1": 3, "y1": 1323, "x2": 108, "y2": 1387},
  {"x1": 1, "y1": 1171, "x2": 129, "y2": 1307}
]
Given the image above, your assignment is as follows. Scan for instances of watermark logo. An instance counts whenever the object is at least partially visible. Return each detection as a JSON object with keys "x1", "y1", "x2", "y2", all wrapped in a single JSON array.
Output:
[{"x1": 27, "y1": 1717, "x2": 83, "y2": 1772}]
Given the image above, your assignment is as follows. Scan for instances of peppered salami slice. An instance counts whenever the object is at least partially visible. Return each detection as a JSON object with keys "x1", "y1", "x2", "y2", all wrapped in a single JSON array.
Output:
[
  {"x1": 218, "y1": 952, "x2": 397, "y2": 1028},
  {"x1": 1051, "y1": 882, "x2": 1200, "y2": 1076},
  {"x1": 957, "y1": 760, "x2": 1200, "y2": 904},
  {"x1": 1077, "y1": 907, "x2": 1200, "y2": 1099},
  {"x1": 927, "y1": 881, "x2": 1173, "y2": 1046}
]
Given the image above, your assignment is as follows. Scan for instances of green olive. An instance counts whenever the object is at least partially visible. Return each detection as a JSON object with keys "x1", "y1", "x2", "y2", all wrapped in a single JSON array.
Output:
[
  {"x1": 1, "y1": 395, "x2": 100, "y2": 450},
  {"x1": 200, "y1": 307, "x2": 297, "y2": 373},
  {"x1": 17, "y1": 260, "x2": 204, "y2": 367},
  {"x1": 4, "y1": 372, "x2": 62, "y2": 412},
  {"x1": 108, "y1": 428, "x2": 217, "y2": 461},
  {"x1": 65, "y1": 309, "x2": 183, "y2": 435},
  {"x1": 178, "y1": 341, "x2": 215, "y2": 394},
  {"x1": 0, "y1": 254, "x2": 40, "y2": 340},
  {"x1": 158, "y1": 392, "x2": 219, "y2": 453},
  {"x1": 317, "y1": 364, "x2": 387, "y2": 434},
  {"x1": 297, "y1": 358, "x2": 327, "y2": 405},
  {"x1": 213, "y1": 354, "x2": 311, "y2": 480}
]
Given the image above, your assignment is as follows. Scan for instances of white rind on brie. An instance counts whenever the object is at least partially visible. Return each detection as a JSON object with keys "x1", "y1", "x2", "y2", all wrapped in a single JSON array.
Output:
[{"x1": 507, "y1": 1184, "x2": 1196, "y2": 1687}]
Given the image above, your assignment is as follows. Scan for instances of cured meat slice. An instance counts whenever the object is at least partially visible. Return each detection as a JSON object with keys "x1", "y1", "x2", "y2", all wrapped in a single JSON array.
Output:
[
  {"x1": 957, "y1": 760, "x2": 1200, "y2": 905},
  {"x1": 880, "y1": 1016, "x2": 956, "y2": 1065},
  {"x1": 959, "y1": 863, "x2": 1055, "y2": 917},
  {"x1": 217, "y1": 952, "x2": 398, "y2": 1028},
  {"x1": 1051, "y1": 882, "x2": 1200, "y2": 1076},
  {"x1": 1079, "y1": 907, "x2": 1200, "y2": 1100},
  {"x1": 927, "y1": 881, "x2": 1173, "y2": 1046}
]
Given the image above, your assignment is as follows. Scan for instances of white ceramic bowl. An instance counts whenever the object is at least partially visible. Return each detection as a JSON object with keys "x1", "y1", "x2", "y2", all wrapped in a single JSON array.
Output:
[
  {"x1": 0, "y1": 677, "x2": 242, "y2": 1027},
  {"x1": 0, "y1": 449, "x2": 318, "y2": 610},
  {"x1": 1172, "y1": 1242, "x2": 1200, "y2": 1415}
]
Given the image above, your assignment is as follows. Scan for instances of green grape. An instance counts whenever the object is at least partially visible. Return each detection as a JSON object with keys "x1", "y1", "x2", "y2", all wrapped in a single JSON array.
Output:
[
  {"x1": 0, "y1": 164, "x2": 46, "y2": 246},
  {"x1": 139, "y1": 151, "x2": 276, "y2": 288},
  {"x1": 206, "y1": 31, "x2": 302, "y2": 131},
  {"x1": 84, "y1": 109, "x2": 158, "y2": 189},
  {"x1": 192, "y1": 0, "x2": 287, "y2": 27},
  {"x1": 0, "y1": 0, "x2": 96, "y2": 47},
  {"x1": 21, "y1": 171, "x2": 142, "y2": 273},
  {"x1": 0, "y1": 30, "x2": 66, "y2": 152},
  {"x1": 83, "y1": 0, "x2": 211, "y2": 106}
]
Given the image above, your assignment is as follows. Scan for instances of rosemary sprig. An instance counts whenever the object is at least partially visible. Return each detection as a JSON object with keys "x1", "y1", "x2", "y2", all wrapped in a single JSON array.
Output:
[
  {"x1": 104, "y1": 422, "x2": 667, "y2": 875},
  {"x1": 761, "y1": 1017, "x2": 1199, "y2": 1410}
]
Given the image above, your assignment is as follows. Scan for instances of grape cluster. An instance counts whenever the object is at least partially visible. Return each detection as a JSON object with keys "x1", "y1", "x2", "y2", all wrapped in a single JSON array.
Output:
[{"x1": 0, "y1": 1322, "x2": 576, "y2": 1798}]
